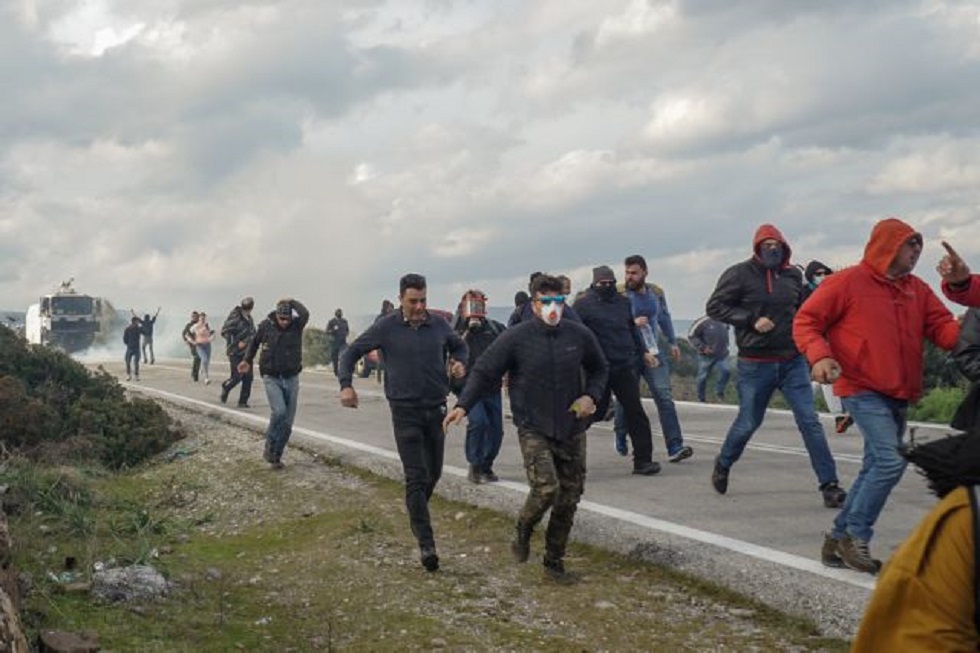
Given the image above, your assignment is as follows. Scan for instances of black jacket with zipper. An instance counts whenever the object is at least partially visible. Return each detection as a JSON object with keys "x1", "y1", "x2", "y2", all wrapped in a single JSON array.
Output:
[
  {"x1": 456, "y1": 317, "x2": 608, "y2": 441},
  {"x1": 245, "y1": 301, "x2": 310, "y2": 377}
]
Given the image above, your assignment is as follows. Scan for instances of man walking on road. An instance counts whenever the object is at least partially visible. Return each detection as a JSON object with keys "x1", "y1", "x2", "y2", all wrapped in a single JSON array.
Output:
[
  {"x1": 445, "y1": 274, "x2": 608, "y2": 580},
  {"x1": 240, "y1": 298, "x2": 310, "y2": 470},
  {"x1": 339, "y1": 274, "x2": 468, "y2": 573},
  {"x1": 123, "y1": 316, "x2": 142, "y2": 381},
  {"x1": 613, "y1": 255, "x2": 693, "y2": 463},
  {"x1": 220, "y1": 297, "x2": 256, "y2": 408},
  {"x1": 326, "y1": 308, "x2": 350, "y2": 376},
  {"x1": 181, "y1": 310, "x2": 201, "y2": 382},
  {"x1": 795, "y1": 218, "x2": 960, "y2": 573},
  {"x1": 706, "y1": 224, "x2": 846, "y2": 508},
  {"x1": 575, "y1": 265, "x2": 661, "y2": 475}
]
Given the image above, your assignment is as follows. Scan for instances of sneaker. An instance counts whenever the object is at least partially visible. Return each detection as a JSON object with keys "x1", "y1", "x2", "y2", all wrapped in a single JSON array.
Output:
[
  {"x1": 835, "y1": 414, "x2": 854, "y2": 434},
  {"x1": 204, "y1": 378, "x2": 211, "y2": 386},
  {"x1": 822, "y1": 533, "x2": 883, "y2": 572},
  {"x1": 837, "y1": 534, "x2": 880, "y2": 574},
  {"x1": 270, "y1": 461, "x2": 285, "y2": 471},
  {"x1": 632, "y1": 461, "x2": 662, "y2": 475},
  {"x1": 220, "y1": 386, "x2": 230, "y2": 404},
  {"x1": 668, "y1": 446, "x2": 693, "y2": 463},
  {"x1": 511, "y1": 522, "x2": 532, "y2": 563},
  {"x1": 711, "y1": 456, "x2": 729, "y2": 494},
  {"x1": 237, "y1": 403, "x2": 251, "y2": 409},
  {"x1": 480, "y1": 469, "x2": 499, "y2": 483},
  {"x1": 420, "y1": 546, "x2": 440, "y2": 572},
  {"x1": 467, "y1": 464, "x2": 482, "y2": 484},
  {"x1": 134, "y1": 375, "x2": 139, "y2": 381},
  {"x1": 614, "y1": 431, "x2": 628, "y2": 456},
  {"x1": 820, "y1": 482, "x2": 847, "y2": 509},
  {"x1": 126, "y1": 375, "x2": 132, "y2": 381}
]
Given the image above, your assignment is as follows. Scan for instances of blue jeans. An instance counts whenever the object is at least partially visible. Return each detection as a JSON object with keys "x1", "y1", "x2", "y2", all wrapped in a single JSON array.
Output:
[
  {"x1": 465, "y1": 393, "x2": 504, "y2": 472},
  {"x1": 614, "y1": 356, "x2": 686, "y2": 456},
  {"x1": 696, "y1": 355, "x2": 731, "y2": 401},
  {"x1": 717, "y1": 356, "x2": 838, "y2": 487},
  {"x1": 262, "y1": 374, "x2": 300, "y2": 463},
  {"x1": 832, "y1": 392, "x2": 908, "y2": 542}
]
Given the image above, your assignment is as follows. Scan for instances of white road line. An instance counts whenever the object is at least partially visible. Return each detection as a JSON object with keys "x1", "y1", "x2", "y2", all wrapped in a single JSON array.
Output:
[{"x1": 126, "y1": 382, "x2": 877, "y2": 591}]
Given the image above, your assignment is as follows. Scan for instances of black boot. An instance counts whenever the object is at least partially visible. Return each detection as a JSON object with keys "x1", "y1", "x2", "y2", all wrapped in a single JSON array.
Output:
[{"x1": 511, "y1": 521, "x2": 533, "y2": 563}]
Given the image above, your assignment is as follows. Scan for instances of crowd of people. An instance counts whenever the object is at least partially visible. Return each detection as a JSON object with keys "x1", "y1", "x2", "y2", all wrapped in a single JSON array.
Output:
[{"x1": 121, "y1": 217, "x2": 980, "y2": 642}]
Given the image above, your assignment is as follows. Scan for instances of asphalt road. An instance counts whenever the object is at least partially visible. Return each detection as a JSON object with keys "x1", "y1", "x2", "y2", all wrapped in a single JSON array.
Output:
[{"x1": 95, "y1": 356, "x2": 954, "y2": 639}]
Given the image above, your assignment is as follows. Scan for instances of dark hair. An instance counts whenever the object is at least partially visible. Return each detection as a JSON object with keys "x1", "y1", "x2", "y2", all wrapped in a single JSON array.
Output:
[
  {"x1": 530, "y1": 274, "x2": 563, "y2": 296},
  {"x1": 624, "y1": 255, "x2": 647, "y2": 272},
  {"x1": 903, "y1": 429, "x2": 980, "y2": 498},
  {"x1": 514, "y1": 291, "x2": 530, "y2": 307},
  {"x1": 527, "y1": 271, "x2": 544, "y2": 292},
  {"x1": 399, "y1": 273, "x2": 427, "y2": 296}
]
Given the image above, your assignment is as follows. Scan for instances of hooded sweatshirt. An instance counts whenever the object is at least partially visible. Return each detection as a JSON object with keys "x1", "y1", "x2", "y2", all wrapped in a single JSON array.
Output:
[
  {"x1": 706, "y1": 224, "x2": 803, "y2": 359},
  {"x1": 793, "y1": 218, "x2": 960, "y2": 401},
  {"x1": 801, "y1": 260, "x2": 833, "y2": 303}
]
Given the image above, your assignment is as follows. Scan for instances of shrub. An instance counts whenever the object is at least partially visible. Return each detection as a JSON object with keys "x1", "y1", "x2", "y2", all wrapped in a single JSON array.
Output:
[
  {"x1": 0, "y1": 326, "x2": 183, "y2": 469},
  {"x1": 909, "y1": 386, "x2": 966, "y2": 424}
]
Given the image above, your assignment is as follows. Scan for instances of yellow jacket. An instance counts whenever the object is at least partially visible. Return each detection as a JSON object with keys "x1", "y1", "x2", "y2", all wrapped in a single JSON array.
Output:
[{"x1": 852, "y1": 486, "x2": 976, "y2": 651}]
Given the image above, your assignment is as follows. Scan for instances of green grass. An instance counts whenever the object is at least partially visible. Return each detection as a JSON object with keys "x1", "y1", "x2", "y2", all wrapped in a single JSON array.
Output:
[{"x1": 4, "y1": 447, "x2": 849, "y2": 652}]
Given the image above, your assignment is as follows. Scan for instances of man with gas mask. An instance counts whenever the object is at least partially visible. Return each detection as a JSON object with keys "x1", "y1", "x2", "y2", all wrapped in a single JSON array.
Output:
[
  {"x1": 451, "y1": 290, "x2": 507, "y2": 483},
  {"x1": 706, "y1": 225, "x2": 847, "y2": 510},
  {"x1": 445, "y1": 274, "x2": 607, "y2": 580}
]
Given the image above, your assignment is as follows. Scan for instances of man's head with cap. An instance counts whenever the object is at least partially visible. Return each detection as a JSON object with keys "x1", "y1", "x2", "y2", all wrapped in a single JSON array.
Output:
[
  {"x1": 592, "y1": 265, "x2": 617, "y2": 299},
  {"x1": 241, "y1": 296, "x2": 254, "y2": 311},
  {"x1": 275, "y1": 300, "x2": 293, "y2": 322}
]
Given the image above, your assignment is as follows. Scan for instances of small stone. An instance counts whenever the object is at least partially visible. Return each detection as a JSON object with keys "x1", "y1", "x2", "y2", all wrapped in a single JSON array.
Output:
[
  {"x1": 594, "y1": 600, "x2": 617, "y2": 610},
  {"x1": 454, "y1": 511, "x2": 466, "y2": 521},
  {"x1": 728, "y1": 608, "x2": 756, "y2": 618},
  {"x1": 431, "y1": 637, "x2": 448, "y2": 648},
  {"x1": 205, "y1": 568, "x2": 222, "y2": 580}
]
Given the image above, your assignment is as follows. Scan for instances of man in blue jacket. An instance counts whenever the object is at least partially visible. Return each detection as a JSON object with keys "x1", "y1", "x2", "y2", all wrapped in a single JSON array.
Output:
[
  {"x1": 339, "y1": 274, "x2": 468, "y2": 573},
  {"x1": 445, "y1": 274, "x2": 608, "y2": 580}
]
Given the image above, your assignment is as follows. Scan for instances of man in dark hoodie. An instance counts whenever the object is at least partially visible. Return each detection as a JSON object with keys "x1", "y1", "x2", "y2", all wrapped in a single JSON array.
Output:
[
  {"x1": 220, "y1": 297, "x2": 256, "y2": 408},
  {"x1": 239, "y1": 298, "x2": 310, "y2": 470},
  {"x1": 445, "y1": 274, "x2": 608, "y2": 580},
  {"x1": 575, "y1": 265, "x2": 661, "y2": 476},
  {"x1": 707, "y1": 225, "x2": 846, "y2": 509},
  {"x1": 123, "y1": 316, "x2": 142, "y2": 381},
  {"x1": 795, "y1": 218, "x2": 959, "y2": 573}
]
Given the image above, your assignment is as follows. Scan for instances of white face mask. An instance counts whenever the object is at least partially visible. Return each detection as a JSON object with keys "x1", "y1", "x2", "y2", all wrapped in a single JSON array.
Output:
[{"x1": 538, "y1": 300, "x2": 564, "y2": 326}]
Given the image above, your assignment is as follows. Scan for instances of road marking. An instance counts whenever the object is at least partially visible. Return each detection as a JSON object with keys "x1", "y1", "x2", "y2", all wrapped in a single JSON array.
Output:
[{"x1": 126, "y1": 382, "x2": 877, "y2": 591}]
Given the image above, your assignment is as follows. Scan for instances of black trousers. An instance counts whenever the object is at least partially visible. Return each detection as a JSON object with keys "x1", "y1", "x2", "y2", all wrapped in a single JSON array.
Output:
[
  {"x1": 595, "y1": 364, "x2": 654, "y2": 464},
  {"x1": 390, "y1": 404, "x2": 446, "y2": 549},
  {"x1": 187, "y1": 344, "x2": 201, "y2": 381},
  {"x1": 222, "y1": 350, "x2": 253, "y2": 404}
]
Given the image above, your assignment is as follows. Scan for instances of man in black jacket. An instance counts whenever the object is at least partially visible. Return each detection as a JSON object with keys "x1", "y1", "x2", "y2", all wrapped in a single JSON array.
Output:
[
  {"x1": 706, "y1": 224, "x2": 845, "y2": 508},
  {"x1": 220, "y1": 297, "x2": 256, "y2": 408},
  {"x1": 339, "y1": 274, "x2": 468, "y2": 573},
  {"x1": 123, "y1": 316, "x2": 142, "y2": 381},
  {"x1": 326, "y1": 308, "x2": 350, "y2": 376},
  {"x1": 239, "y1": 298, "x2": 310, "y2": 470},
  {"x1": 574, "y1": 265, "x2": 661, "y2": 476},
  {"x1": 445, "y1": 274, "x2": 608, "y2": 580}
]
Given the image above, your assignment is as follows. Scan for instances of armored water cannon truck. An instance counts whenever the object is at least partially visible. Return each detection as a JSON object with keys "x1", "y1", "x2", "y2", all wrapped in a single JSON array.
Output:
[{"x1": 25, "y1": 279, "x2": 105, "y2": 353}]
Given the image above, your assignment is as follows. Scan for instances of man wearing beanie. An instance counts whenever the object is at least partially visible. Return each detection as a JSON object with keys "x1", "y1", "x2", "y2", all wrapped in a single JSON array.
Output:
[
  {"x1": 575, "y1": 265, "x2": 661, "y2": 475},
  {"x1": 220, "y1": 296, "x2": 257, "y2": 408},
  {"x1": 240, "y1": 298, "x2": 310, "y2": 469},
  {"x1": 795, "y1": 218, "x2": 960, "y2": 573},
  {"x1": 707, "y1": 225, "x2": 846, "y2": 509}
]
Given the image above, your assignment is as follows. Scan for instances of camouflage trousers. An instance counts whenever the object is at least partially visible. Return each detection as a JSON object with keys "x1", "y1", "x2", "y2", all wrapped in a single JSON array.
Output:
[{"x1": 517, "y1": 428, "x2": 587, "y2": 560}]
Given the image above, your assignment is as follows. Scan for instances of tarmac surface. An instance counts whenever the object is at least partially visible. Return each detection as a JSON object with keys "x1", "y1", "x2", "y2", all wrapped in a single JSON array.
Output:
[{"x1": 95, "y1": 356, "x2": 954, "y2": 639}]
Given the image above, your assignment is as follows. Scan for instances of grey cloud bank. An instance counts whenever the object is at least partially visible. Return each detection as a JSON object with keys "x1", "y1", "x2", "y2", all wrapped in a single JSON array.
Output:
[{"x1": 2, "y1": 0, "x2": 979, "y2": 326}]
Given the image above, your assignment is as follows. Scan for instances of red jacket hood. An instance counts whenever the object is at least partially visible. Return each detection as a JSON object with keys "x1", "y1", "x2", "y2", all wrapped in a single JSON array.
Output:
[
  {"x1": 752, "y1": 224, "x2": 792, "y2": 268},
  {"x1": 863, "y1": 218, "x2": 919, "y2": 277}
]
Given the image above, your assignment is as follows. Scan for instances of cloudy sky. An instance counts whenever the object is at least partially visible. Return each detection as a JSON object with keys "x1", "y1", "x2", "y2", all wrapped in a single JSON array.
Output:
[{"x1": 3, "y1": 0, "x2": 980, "y2": 328}]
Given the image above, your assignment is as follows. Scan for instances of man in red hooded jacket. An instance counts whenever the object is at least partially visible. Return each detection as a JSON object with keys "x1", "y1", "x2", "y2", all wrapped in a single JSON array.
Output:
[{"x1": 794, "y1": 218, "x2": 960, "y2": 574}]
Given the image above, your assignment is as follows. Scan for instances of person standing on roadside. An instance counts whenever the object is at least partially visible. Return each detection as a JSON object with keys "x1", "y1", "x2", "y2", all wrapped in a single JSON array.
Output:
[
  {"x1": 240, "y1": 298, "x2": 310, "y2": 470},
  {"x1": 181, "y1": 310, "x2": 202, "y2": 382},
  {"x1": 795, "y1": 218, "x2": 960, "y2": 574},
  {"x1": 613, "y1": 255, "x2": 693, "y2": 463},
  {"x1": 338, "y1": 274, "x2": 468, "y2": 573},
  {"x1": 445, "y1": 274, "x2": 608, "y2": 580},
  {"x1": 575, "y1": 265, "x2": 661, "y2": 476},
  {"x1": 123, "y1": 316, "x2": 142, "y2": 381},
  {"x1": 326, "y1": 308, "x2": 350, "y2": 377},
  {"x1": 220, "y1": 297, "x2": 256, "y2": 408},
  {"x1": 688, "y1": 315, "x2": 731, "y2": 403},
  {"x1": 707, "y1": 224, "x2": 847, "y2": 508}
]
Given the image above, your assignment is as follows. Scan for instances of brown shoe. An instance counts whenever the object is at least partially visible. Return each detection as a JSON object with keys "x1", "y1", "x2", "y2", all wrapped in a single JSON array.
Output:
[{"x1": 837, "y1": 534, "x2": 881, "y2": 574}]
